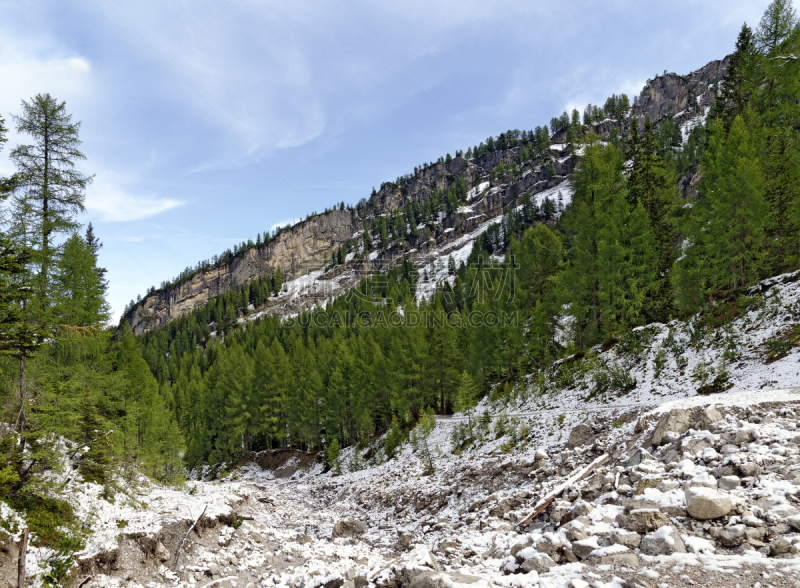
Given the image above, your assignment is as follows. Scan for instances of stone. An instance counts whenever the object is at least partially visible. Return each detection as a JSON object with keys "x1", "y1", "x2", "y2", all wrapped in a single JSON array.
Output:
[
  {"x1": 331, "y1": 519, "x2": 367, "y2": 540},
  {"x1": 625, "y1": 448, "x2": 655, "y2": 468},
  {"x1": 788, "y1": 515, "x2": 800, "y2": 531},
  {"x1": 354, "y1": 578, "x2": 368, "y2": 588},
  {"x1": 571, "y1": 537, "x2": 600, "y2": 559},
  {"x1": 623, "y1": 509, "x2": 670, "y2": 533},
  {"x1": 154, "y1": 541, "x2": 168, "y2": 563},
  {"x1": 656, "y1": 479, "x2": 680, "y2": 492},
  {"x1": 639, "y1": 526, "x2": 687, "y2": 556},
  {"x1": 564, "y1": 521, "x2": 588, "y2": 542},
  {"x1": 699, "y1": 406, "x2": 723, "y2": 430},
  {"x1": 685, "y1": 487, "x2": 733, "y2": 520},
  {"x1": 652, "y1": 409, "x2": 694, "y2": 446},
  {"x1": 570, "y1": 500, "x2": 593, "y2": 518},
  {"x1": 734, "y1": 429, "x2": 756, "y2": 445},
  {"x1": 718, "y1": 476, "x2": 740, "y2": 491},
  {"x1": 408, "y1": 572, "x2": 482, "y2": 588},
  {"x1": 739, "y1": 462, "x2": 759, "y2": 477},
  {"x1": 622, "y1": 578, "x2": 652, "y2": 588},
  {"x1": 770, "y1": 537, "x2": 795, "y2": 556},
  {"x1": 592, "y1": 552, "x2": 640, "y2": 567},
  {"x1": 718, "y1": 524, "x2": 746, "y2": 547},
  {"x1": 394, "y1": 531, "x2": 414, "y2": 552},
  {"x1": 685, "y1": 472, "x2": 718, "y2": 490},
  {"x1": 567, "y1": 424, "x2": 595, "y2": 449},
  {"x1": 519, "y1": 552, "x2": 557, "y2": 574},
  {"x1": 681, "y1": 436, "x2": 713, "y2": 456},
  {"x1": 610, "y1": 529, "x2": 642, "y2": 549},
  {"x1": 535, "y1": 533, "x2": 562, "y2": 556},
  {"x1": 509, "y1": 537, "x2": 533, "y2": 557}
]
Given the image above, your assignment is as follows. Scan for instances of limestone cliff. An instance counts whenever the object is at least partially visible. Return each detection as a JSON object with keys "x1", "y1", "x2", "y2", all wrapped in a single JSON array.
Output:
[{"x1": 125, "y1": 57, "x2": 726, "y2": 335}]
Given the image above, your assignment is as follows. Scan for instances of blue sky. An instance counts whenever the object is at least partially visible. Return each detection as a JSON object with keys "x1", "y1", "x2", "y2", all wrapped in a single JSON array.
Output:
[{"x1": 0, "y1": 0, "x2": 770, "y2": 323}]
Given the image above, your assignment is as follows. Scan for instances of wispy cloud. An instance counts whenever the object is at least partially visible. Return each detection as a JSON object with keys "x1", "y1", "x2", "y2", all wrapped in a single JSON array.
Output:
[
  {"x1": 270, "y1": 217, "x2": 301, "y2": 233},
  {"x1": 86, "y1": 177, "x2": 183, "y2": 222}
]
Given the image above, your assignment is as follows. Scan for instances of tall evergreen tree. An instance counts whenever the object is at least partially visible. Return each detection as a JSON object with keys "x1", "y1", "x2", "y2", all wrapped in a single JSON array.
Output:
[{"x1": 9, "y1": 94, "x2": 93, "y2": 307}]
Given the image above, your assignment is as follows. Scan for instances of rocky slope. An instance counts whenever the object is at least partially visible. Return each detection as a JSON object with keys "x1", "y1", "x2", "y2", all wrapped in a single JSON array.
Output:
[
  {"x1": 9, "y1": 270, "x2": 800, "y2": 588},
  {"x1": 125, "y1": 56, "x2": 727, "y2": 336}
]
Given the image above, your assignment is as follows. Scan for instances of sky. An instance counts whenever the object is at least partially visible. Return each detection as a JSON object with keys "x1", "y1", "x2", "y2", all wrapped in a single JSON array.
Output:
[{"x1": 0, "y1": 0, "x2": 772, "y2": 323}]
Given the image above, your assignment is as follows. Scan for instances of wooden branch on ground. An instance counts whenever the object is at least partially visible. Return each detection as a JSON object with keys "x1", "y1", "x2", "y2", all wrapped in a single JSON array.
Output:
[
  {"x1": 18, "y1": 528, "x2": 29, "y2": 588},
  {"x1": 77, "y1": 576, "x2": 93, "y2": 588},
  {"x1": 172, "y1": 505, "x2": 207, "y2": 571},
  {"x1": 516, "y1": 453, "x2": 608, "y2": 528}
]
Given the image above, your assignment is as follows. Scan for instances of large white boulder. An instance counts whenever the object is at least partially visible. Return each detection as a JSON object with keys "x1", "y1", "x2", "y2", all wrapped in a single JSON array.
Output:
[{"x1": 685, "y1": 487, "x2": 733, "y2": 520}]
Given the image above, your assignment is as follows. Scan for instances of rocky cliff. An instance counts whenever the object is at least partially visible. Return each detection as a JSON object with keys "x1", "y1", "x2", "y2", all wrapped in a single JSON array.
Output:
[{"x1": 126, "y1": 56, "x2": 727, "y2": 335}]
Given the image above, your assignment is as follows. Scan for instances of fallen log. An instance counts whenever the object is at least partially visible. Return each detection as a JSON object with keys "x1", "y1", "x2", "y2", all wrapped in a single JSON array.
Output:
[{"x1": 516, "y1": 453, "x2": 608, "y2": 528}]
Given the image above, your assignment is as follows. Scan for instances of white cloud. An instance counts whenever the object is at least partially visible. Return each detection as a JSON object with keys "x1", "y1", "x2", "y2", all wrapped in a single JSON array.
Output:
[{"x1": 86, "y1": 177, "x2": 183, "y2": 222}]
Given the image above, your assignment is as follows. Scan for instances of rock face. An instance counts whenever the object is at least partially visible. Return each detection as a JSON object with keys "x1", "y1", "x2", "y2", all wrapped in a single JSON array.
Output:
[
  {"x1": 124, "y1": 61, "x2": 726, "y2": 336},
  {"x1": 652, "y1": 409, "x2": 694, "y2": 446},
  {"x1": 685, "y1": 487, "x2": 733, "y2": 520}
]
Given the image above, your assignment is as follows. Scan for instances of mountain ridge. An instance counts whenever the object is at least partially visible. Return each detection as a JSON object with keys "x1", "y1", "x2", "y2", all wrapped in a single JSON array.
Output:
[{"x1": 123, "y1": 56, "x2": 727, "y2": 336}]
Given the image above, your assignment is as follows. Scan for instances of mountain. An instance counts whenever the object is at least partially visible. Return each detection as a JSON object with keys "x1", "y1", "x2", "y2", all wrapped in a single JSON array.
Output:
[{"x1": 122, "y1": 58, "x2": 727, "y2": 336}]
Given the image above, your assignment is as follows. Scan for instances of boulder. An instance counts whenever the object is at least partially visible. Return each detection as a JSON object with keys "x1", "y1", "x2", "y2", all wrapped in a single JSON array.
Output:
[
  {"x1": 684, "y1": 472, "x2": 718, "y2": 490},
  {"x1": 738, "y1": 462, "x2": 759, "y2": 477},
  {"x1": 652, "y1": 409, "x2": 693, "y2": 446},
  {"x1": 699, "y1": 406, "x2": 723, "y2": 430},
  {"x1": 394, "y1": 531, "x2": 414, "y2": 552},
  {"x1": 718, "y1": 524, "x2": 746, "y2": 547},
  {"x1": 623, "y1": 509, "x2": 670, "y2": 533},
  {"x1": 331, "y1": 519, "x2": 367, "y2": 540},
  {"x1": 681, "y1": 436, "x2": 713, "y2": 456},
  {"x1": 518, "y1": 551, "x2": 557, "y2": 574},
  {"x1": 535, "y1": 533, "x2": 562, "y2": 556},
  {"x1": 567, "y1": 423, "x2": 595, "y2": 449},
  {"x1": 154, "y1": 541, "x2": 168, "y2": 563},
  {"x1": 509, "y1": 536, "x2": 534, "y2": 557},
  {"x1": 685, "y1": 487, "x2": 733, "y2": 520},
  {"x1": 717, "y1": 476, "x2": 740, "y2": 491},
  {"x1": 571, "y1": 537, "x2": 600, "y2": 559},
  {"x1": 788, "y1": 515, "x2": 800, "y2": 531},
  {"x1": 592, "y1": 552, "x2": 640, "y2": 567},
  {"x1": 625, "y1": 448, "x2": 655, "y2": 468},
  {"x1": 408, "y1": 572, "x2": 482, "y2": 588},
  {"x1": 656, "y1": 480, "x2": 680, "y2": 492},
  {"x1": 639, "y1": 526, "x2": 687, "y2": 556},
  {"x1": 570, "y1": 500, "x2": 593, "y2": 518},
  {"x1": 610, "y1": 529, "x2": 642, "y2": 549},
  {"x1": 734, "y1": 429, "x2": 756, "y2": 445}
]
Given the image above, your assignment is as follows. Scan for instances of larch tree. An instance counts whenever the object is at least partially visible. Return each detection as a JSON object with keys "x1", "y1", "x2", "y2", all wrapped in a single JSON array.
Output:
[{"x1": 9, "y1": 94, "x2": 93, "y2": 308}]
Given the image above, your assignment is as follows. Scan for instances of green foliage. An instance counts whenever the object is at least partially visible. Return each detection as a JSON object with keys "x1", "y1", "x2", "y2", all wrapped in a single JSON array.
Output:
[
  {"x1": 384, "y1": 416, "x2": 404, "y2": 459},
  {"x1": 410, "y1": 407, "x2": 437, "y2": 475},
  {"x1": 327, "y1": 437, "x2": 341, "y2": 475}
]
